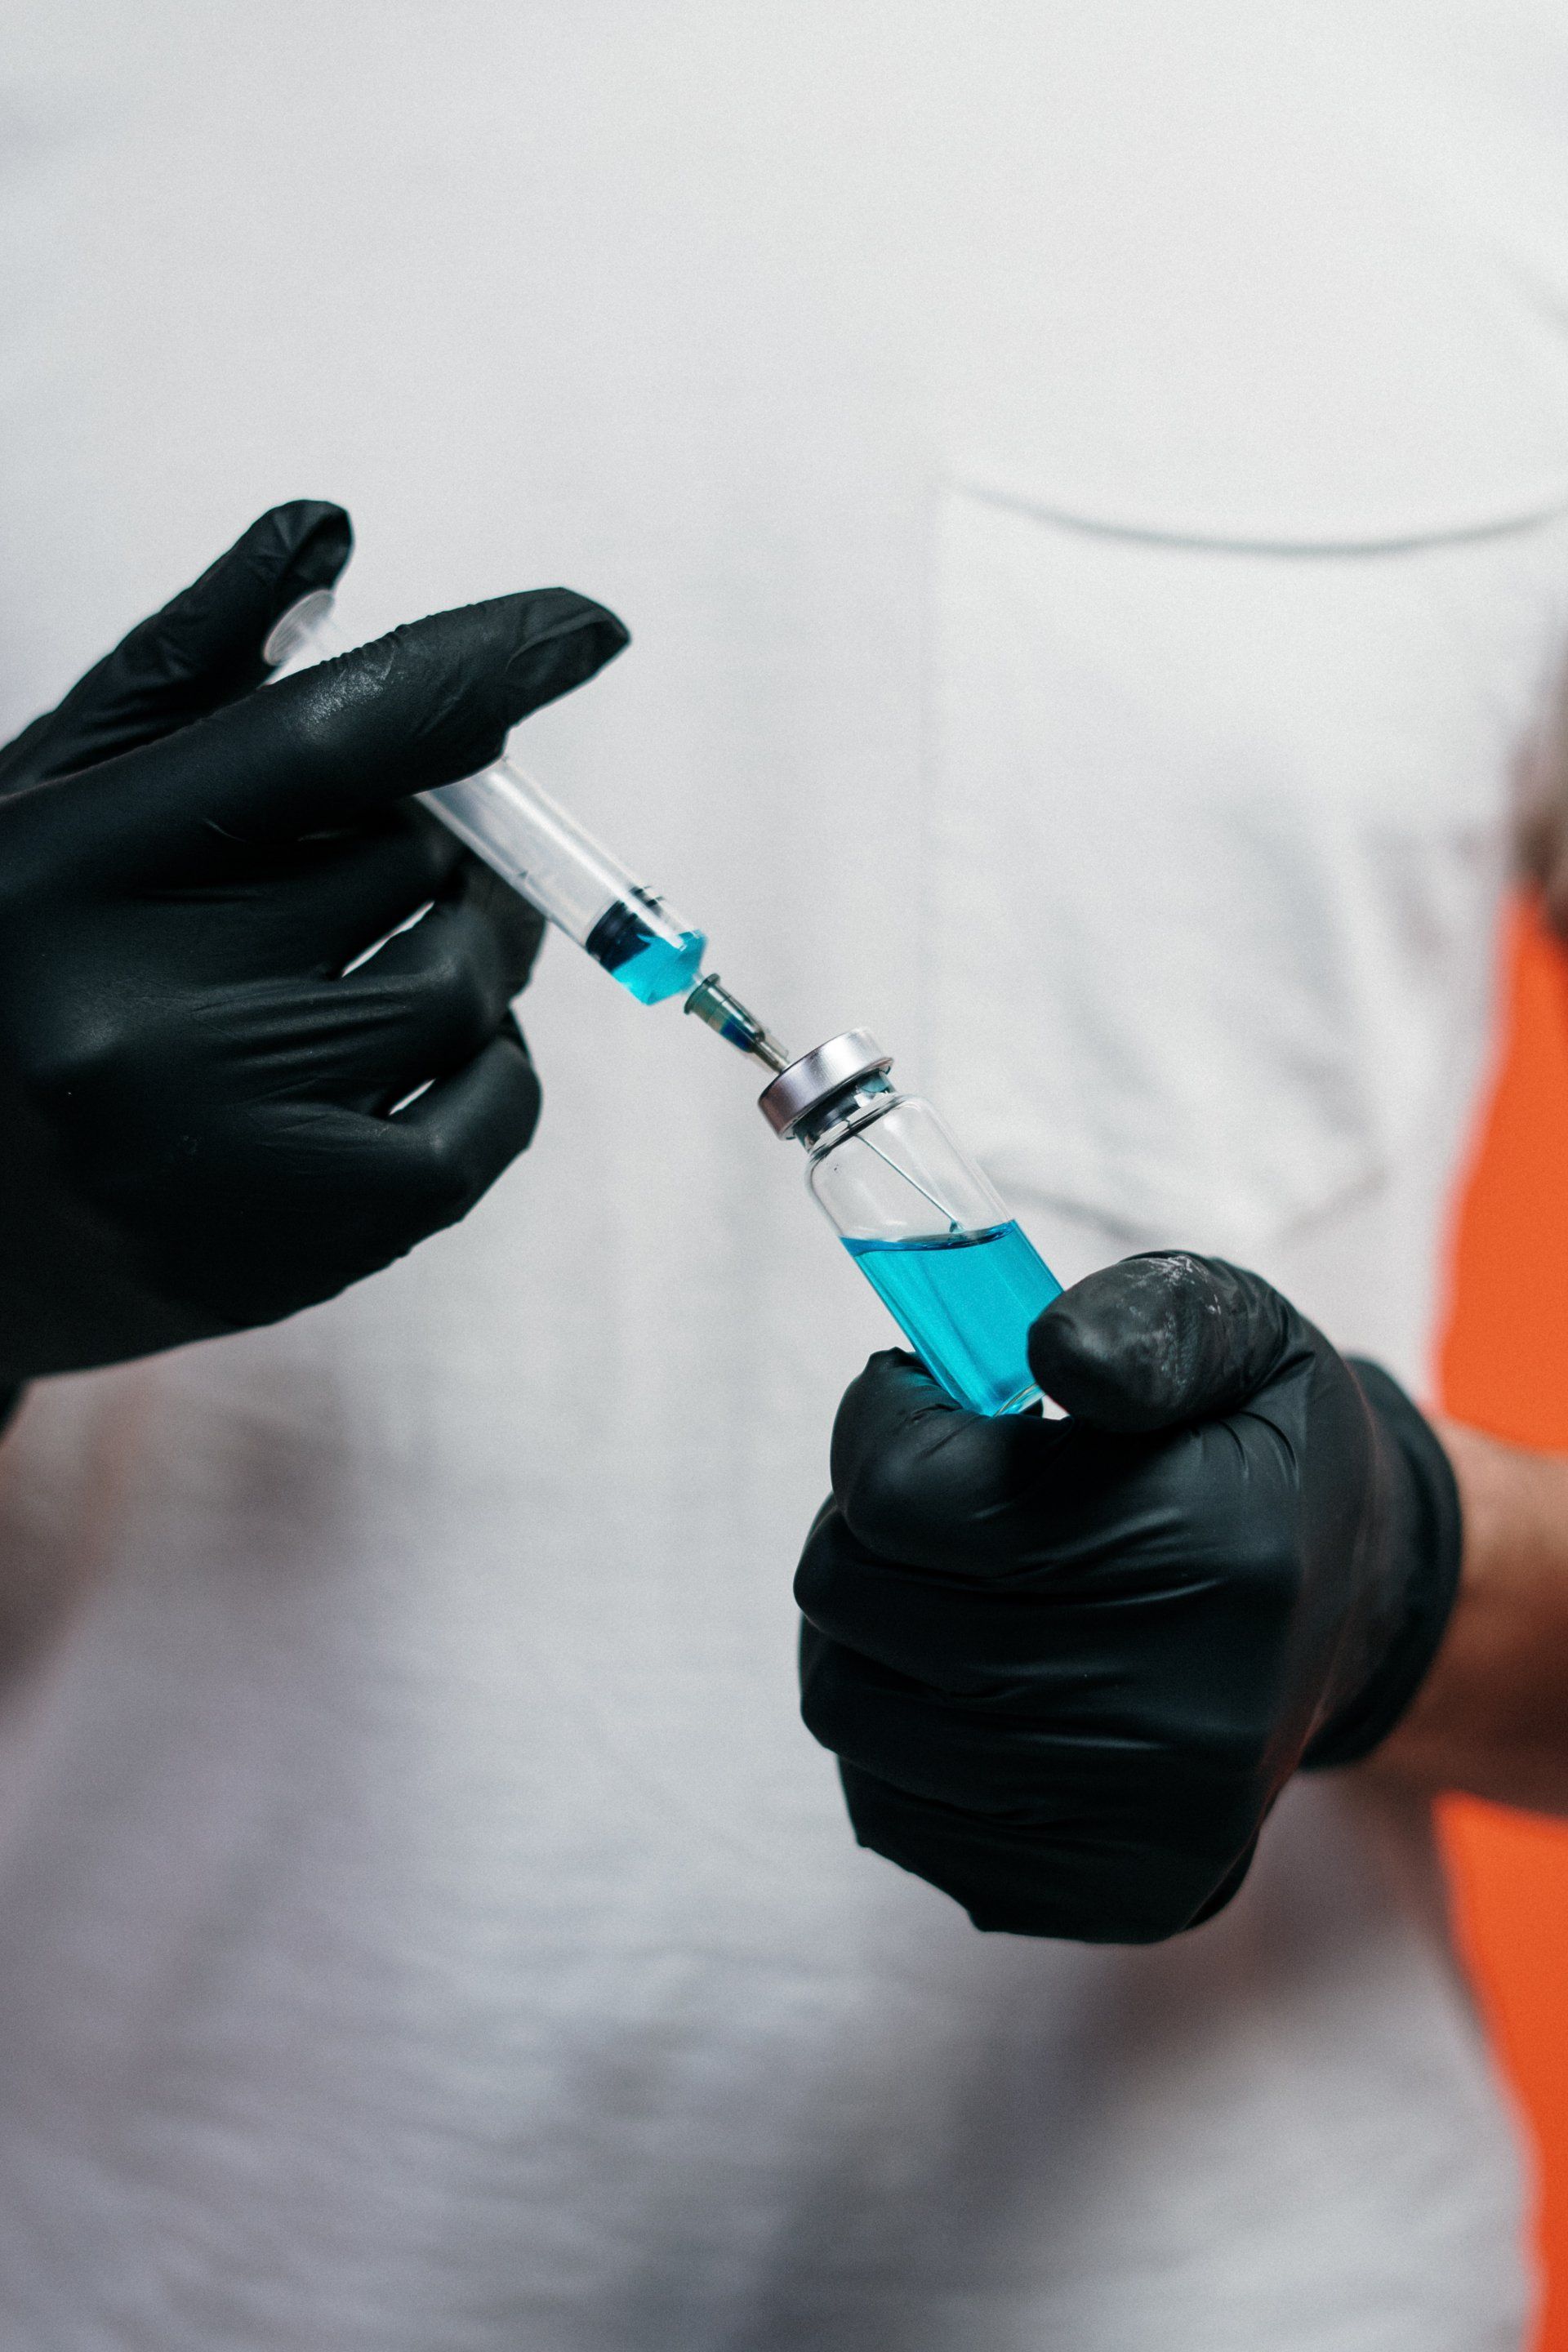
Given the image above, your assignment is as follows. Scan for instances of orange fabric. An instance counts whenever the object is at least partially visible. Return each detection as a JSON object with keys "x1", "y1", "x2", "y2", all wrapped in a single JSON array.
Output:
[{"x1": 1437, "y1": 896, "x2": 1568, "y2": 2352}]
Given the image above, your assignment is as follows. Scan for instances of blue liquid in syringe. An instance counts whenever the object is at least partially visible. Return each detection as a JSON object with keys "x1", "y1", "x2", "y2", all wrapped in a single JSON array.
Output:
[
  {"x1": 844, "y1": 1222, "x2": 1062, "y2": 1417},
  {"x1": 607, "y1": 924, "x2": 708, "y2": 1004},
  {"x1": 585, "y1": 893, "x2": 708, "y2": 1004}
]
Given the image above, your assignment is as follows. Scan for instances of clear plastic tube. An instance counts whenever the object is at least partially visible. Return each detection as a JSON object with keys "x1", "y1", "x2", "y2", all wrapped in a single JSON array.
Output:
[
  {"x1": 262, "y1": 591, "x2": 706, "y2": 1004},
  {"x1": 427, "y1": 766, "x2": 706, "y2": 1004}
]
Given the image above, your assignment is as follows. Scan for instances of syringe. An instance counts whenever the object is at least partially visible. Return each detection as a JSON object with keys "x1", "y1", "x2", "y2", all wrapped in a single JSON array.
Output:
[{"x1": 264, "y1": 591, "x2": 789, "y2": 1074}]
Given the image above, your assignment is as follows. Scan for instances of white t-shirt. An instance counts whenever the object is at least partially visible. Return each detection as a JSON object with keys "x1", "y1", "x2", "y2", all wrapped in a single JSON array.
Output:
[{"x1": 2, "y1": 5, "x2": 1567, "y2": 2345}]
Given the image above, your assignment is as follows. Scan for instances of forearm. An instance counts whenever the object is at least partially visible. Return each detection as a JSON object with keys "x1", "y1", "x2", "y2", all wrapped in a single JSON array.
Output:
[{"x1": 1368, "y1": 1420, "x2": 1568, "y2": 1812}]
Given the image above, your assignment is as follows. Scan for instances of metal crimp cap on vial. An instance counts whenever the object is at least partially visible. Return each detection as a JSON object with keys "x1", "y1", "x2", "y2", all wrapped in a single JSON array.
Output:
[{"x1": 757, "y1": 1029, "x2": 893, "y2": 1138}]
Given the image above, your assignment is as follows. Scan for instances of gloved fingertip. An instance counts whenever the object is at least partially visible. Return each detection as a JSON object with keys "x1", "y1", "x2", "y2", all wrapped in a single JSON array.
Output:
[
  {"x1": 495, "y1": 589, "x2": 630, "y2": 717},
  {"x1": 183, "y1": 501, "x2": 352, "y2": 612},
  {"x1": 835, "y1": 1348, "x2": 954, "y2": 1436},
  {"x1": 1027, "y1": 1290, "x2": 1165, "y2": 1431},
  {"x1": 1027, "y1": 1252, "x2": 1293, "y2": 1432},
  {"x1": 262, "y1": 501, "x2": 354, "y2": 600},
  {"x1": 376, "y1": 590, "x2": 628, "y2": 741},
  {"x1": 829, "y1": 1349, "x2": 1003, "y2": 1553},
  {"x1": 149, "y1": 503, "x2": 354, "y2": 678}
]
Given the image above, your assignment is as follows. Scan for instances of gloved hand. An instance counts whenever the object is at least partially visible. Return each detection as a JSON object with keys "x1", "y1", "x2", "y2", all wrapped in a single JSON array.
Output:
[
  {"x1": 0, "y1": 501, "x2": 627, "y2": 1382},
  {"x1": 796, "y1": 1252, "x2": 1462, "y2": 1943}
]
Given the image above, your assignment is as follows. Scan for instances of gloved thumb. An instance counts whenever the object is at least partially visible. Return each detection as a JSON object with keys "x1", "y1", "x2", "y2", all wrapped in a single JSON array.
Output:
[{"x1": 1027, "y1": 1252, "x2": 1298, "y2": 1432}]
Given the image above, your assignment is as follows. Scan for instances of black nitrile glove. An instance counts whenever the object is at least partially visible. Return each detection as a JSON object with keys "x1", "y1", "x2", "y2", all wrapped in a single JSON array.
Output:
[
  {"x1": 0, "y1": 502, "x2": 628, "y2": 1382},
  {"x1": 796, "y1": 1252, "x2": 1462, "y2": 1944}
]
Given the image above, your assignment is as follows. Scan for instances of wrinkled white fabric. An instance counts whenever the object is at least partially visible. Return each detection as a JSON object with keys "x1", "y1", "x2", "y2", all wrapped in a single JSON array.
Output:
[{"x1": 0, "y1": 4, "x2": 1565, "y2": 2344}]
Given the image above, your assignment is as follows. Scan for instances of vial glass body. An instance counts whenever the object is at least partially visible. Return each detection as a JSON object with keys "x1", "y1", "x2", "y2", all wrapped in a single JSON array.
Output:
[{"x1": 801, "y1": 1076, "x2": 1062, "y2": 1416}]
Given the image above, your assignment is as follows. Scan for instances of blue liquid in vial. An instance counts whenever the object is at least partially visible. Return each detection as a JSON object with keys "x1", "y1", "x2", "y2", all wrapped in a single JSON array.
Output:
[{"x1": 844, "y1": 1221, "x2": 1062, "y2": 1417}]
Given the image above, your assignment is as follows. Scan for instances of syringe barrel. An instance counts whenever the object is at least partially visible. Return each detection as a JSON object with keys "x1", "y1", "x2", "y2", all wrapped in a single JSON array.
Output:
[
  {"x1": 426, "y1": 762, "x2": 663, "y2": 951},
  {"x1": 264, "y1": 593, "x2": 706, "y2": 1004},
  {"x1": 422, "y1": 761, "x2": 706, "y2": 1001}
]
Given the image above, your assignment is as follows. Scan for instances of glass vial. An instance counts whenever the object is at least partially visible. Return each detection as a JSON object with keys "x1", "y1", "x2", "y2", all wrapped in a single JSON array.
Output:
[{"x1": 760, "y1": 1032, "x2": 1062, "y2": 1416}]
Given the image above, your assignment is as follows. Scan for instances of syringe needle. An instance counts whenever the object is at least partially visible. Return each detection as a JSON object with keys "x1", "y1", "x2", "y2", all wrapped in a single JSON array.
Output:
[{"x1": 684, "y1": 973, "x2": 791, "y2": 1073}]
